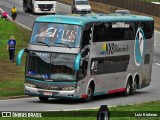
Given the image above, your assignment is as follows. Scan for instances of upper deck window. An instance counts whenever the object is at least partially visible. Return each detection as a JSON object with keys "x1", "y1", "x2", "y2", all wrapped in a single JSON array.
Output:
[{"x1": 30, "y1": 23, "x2": 82, "y2": 48}]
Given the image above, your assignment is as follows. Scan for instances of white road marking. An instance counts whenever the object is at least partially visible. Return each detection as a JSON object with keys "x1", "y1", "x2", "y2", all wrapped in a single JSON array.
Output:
[
  {"x1": 155, "y1": 63, "x2": 160, "y2": 66},
  {"x1": 155, "y1": 30, "x2": 160, "y2": 33}
]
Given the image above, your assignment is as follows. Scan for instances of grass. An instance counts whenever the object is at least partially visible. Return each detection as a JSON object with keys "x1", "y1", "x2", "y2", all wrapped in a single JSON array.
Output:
[
  {"x1": 0, "y1": 100, "x2": 159, "y2": 119},
  {"x1": 0, "y1": 19, "x2": 31, "y2": 97}
]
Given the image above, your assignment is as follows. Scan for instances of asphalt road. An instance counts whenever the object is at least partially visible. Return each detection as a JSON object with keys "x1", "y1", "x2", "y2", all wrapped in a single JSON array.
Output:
[{"x1": 0, "y1": 0, "x2": 160, "y2": 111}]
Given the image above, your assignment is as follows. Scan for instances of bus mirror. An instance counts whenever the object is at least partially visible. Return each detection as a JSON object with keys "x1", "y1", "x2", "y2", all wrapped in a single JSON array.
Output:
[
  {"x1": 24, "y1": 48, "x2": 28, "y2": 52},
  {"x1": 74, "y1": 54, "x2": 81, "y2": 71},
  {"x1": 16, "y1": 48, "x2": 26, "y2": 65}
]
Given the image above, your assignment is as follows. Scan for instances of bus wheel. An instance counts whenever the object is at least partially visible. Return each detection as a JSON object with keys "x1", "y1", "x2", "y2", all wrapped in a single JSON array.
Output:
[
  {"x1": 123, "y1": 80, "x2": 132, "y2": 96},
  {"x1": 83, "y1": 84, "x2": 94, "y2": 102},
  {"x1": 130, "y1": 79, "x2": 137, "y2": 95},
  {"x1": 39, "y1": 97, "x2": 49, "y2": 101}
]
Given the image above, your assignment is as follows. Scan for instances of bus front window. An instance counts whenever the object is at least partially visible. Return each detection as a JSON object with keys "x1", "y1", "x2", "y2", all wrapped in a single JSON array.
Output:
[
  {"x1": 26, "y1": 51, "x2": 51, "y2": 79},
  {"x1": 26, "y1": 51, "x2": 77, "y2": 81},
  {"x1": 30, "y1": 23, "x2": 82, "y2": 48},
  {"x1": 50, "y1": 53, "x2": 76, "y2": 81}
]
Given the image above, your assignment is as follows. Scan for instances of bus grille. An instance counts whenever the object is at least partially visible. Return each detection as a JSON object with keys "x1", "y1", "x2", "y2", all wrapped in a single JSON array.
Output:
[{"x1": 38, "y1": 4, "x2": 53, "y2": 11}]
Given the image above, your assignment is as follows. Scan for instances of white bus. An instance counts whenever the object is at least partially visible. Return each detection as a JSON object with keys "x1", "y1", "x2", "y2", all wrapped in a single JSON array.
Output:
[
  {"x1": 23, "y1": 0, "x2": 56, "y2": 14},
  {"x1": 17, "y1": 13, "x2": 154, "y2": 102}
]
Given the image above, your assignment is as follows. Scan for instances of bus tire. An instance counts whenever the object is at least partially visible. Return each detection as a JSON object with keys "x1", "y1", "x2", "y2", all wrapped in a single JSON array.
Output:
[
  {"x1": 83, "y1": 84, "x2": 94, "y2": 102},
  {"x1": 39, "y1": 97, "x2": 49, "y2": 101},
  {"x1": 123, "y1": 80, "x2": 132, "y2": 96},
  {"x1": 130, "y1": 77, "x2": 138, "y2": 95}
]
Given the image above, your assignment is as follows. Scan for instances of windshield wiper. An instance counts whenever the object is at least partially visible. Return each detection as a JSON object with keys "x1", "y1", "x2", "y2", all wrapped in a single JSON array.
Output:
[
  {"x1": 39, "y1": 74, "x2": 46, "y2": 81},
  {"x1": 37, "y1": 41, "x2": 50, "y2": 47},
  {"x1": 53, "y1": 42, "x2": 71, "y2": 49},
  {"x1": 51, "y1": 77, "x2": 70, "y2": 81}
]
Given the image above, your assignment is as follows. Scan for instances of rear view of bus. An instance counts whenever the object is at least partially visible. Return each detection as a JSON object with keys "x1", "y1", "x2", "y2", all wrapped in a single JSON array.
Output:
[{"x1": 17, "y1": 13, "x2": 154, "y2": 102}]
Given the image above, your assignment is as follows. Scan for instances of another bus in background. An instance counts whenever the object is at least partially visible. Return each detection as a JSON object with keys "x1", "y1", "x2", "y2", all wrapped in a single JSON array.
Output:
[{"x1": 23, "y1": 0, "x2": 56, "y2": 14}]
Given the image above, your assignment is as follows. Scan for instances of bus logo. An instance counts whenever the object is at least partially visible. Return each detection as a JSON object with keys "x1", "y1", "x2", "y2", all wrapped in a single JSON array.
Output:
[
  {"x1": 100, "y1": 43, "x2": 115, "y2": 55},
  {"x1": 100, "y1": 43, "x2": 128, "y2": 55},
  {"x1": 134, "y1": 28, "x2": 145, "y2": 66}
]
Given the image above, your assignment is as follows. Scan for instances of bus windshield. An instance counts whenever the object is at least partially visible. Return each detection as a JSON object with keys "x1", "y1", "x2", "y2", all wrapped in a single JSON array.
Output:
[
  {"x1": 30, "y1": 23, "x2": 82, "y2": 48},
  {"x1": 26, "y1": 51, "x2": 77, "y2": 81}
]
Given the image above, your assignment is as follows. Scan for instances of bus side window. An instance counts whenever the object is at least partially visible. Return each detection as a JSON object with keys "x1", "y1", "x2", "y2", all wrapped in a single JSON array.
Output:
[
  {"x1": 104, "y1": 23, "x2": 112, "y2": 41},
  {"x1": 140, "y1": 21, "x2": 154, "y2": 39},
  {"x1": 81, "y1": 23, "x2": 93, "y2": 57},
  {"x1": 93, "y1": 22, "x2": 105, "y2": 42},
  {"x1": 82, "y1": 23, "x2": 93, "y2": 48}
]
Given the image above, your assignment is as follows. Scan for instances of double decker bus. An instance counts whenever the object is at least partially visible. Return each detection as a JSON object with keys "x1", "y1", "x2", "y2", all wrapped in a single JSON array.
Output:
[{"x1": 17, "y1": 13, "x2": 154, "y2": 102}]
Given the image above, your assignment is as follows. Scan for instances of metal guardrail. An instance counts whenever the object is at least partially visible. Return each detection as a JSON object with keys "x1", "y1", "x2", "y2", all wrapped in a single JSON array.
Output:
[{"x1": 91, "y1": 0, "x2": 160, "y2": 17}]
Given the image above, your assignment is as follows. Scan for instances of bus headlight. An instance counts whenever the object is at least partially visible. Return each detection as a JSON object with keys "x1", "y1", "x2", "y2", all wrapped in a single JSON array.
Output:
[
  {"x1": 25, "y1": 83, "x2": 36, "y2": 88},
  {"x1": 62, "y1": 87, "x2": 75, "y2": 91},
  {"x1": 35, "y1": 8, "x2": 40, "y2": 12},
  {"x1": 51, "y1": 8, "x2": 56, "y2": 11}
]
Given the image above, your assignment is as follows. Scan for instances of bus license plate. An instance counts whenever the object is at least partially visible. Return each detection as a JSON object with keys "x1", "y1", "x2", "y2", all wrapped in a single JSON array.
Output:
[{"x1": 44, "y1": 92, "x2": 52, "y2": 96}]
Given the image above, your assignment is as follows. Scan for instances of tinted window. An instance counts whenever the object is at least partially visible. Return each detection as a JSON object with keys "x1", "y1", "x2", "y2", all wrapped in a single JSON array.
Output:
[
  {"x1": 93, "y1": 23, "x2": 105, "y2": 42},
  {"x1": 92, "y1": 21, "x2": 154, "y2": 42},
  {"x1": 93, "y1": 22, "x2": 135, "y2": 42},
  {"x1": 26, "y1": 51, "x2": 76, "y2": 81},
  {"x1": 111, "y1": 22, "x2": 135, "y2": 41},
  {"x1": 140, "y1": 21, "x2": 154, "y2": 39},
  {"x1": 82, "y1": 23, "x2": 93, "y2": 47},
  {"x1": 90, "y1": 55, "x2": 130, "y2": 75}
]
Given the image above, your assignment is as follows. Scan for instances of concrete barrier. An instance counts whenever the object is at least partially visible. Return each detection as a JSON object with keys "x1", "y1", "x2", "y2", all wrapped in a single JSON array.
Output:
[{"x1": 58, "y1": 0, "x2": 160, "y2": 30}]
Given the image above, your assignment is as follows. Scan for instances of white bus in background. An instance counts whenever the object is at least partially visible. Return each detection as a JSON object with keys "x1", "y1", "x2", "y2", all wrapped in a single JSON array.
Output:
[{"x1": 23, "y1": 0, "x2": 56, "y2": 14}]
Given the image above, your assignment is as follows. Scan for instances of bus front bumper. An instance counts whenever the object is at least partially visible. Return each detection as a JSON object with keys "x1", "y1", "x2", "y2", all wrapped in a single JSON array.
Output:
[{"x1": 25, "y1": 86, "x2": 79, "y2": 99}]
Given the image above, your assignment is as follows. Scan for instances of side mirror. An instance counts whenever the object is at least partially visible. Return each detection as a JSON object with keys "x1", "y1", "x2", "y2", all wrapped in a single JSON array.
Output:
[
  {"x1": 16, "y1": 48, "x2": 26, "y2": 65},
  {"x1": 74, "y1": 54, "x2": 81, "y2": 71}
]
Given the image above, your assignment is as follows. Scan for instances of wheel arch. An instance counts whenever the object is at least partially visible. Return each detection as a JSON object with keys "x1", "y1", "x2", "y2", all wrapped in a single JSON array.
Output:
[
  {"x1": 125, "y1": 73, "x2": 133, "y2": 87},
  {"x1": 86, "y1": 79, "x2": 95, "y2": 94},
  {"x1": 133, "y1": 73, "x2": 140, "y2": 89}
]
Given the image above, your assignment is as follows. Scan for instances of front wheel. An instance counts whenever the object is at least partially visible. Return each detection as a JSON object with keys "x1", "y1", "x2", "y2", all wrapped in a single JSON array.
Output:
[
  {"x1": 39, "y1": 97, "x2": 49, "y2": 101},
  {"x1": 83, "y1": 84, "x2": 94, "y2": 102}
]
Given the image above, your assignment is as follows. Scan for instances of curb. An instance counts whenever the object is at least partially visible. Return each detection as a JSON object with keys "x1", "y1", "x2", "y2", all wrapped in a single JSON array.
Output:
[
  {"x1": 0, "y1": 7, "x2": 31, "y2": 31},
  {"x1": 0, "y1": 95, "x2": 31, "y2": 100}
]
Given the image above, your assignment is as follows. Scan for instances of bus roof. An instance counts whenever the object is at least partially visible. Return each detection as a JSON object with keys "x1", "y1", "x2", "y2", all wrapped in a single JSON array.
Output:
[{"x1": 35, "y1": 13, "x2": 154, "y2": 26}]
